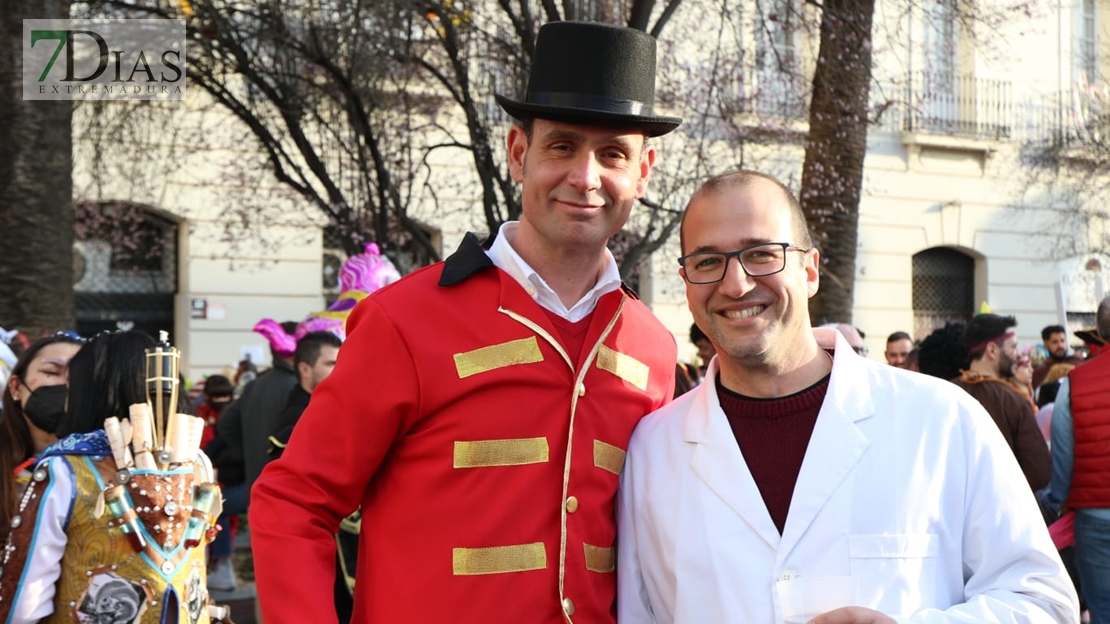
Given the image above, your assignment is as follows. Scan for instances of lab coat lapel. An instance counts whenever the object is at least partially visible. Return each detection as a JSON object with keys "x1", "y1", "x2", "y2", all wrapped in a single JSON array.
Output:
[
  {"x1": 687, "y1": 360, "x2": 782, "y2": 550},
  {"x1": 779, "y1": 332, "x2": 873, "y2": 556}
]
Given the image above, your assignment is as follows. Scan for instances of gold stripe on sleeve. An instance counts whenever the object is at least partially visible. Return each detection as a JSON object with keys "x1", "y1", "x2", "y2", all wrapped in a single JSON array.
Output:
[
  {"x1": 583, "y1": 543, "x2": 615, "y2": 573},
  {"x1": 454, "y1": 337, "x2": 544, "y2": 379},
  {"x1": 454, "y1": 437, "x2": 549, "y2": 468},
  {"x1": 595, "y1": 345, "x2": 649, "y2": 390},
  {"x1": 452, "y1": 542, "x2": 547, "y2": 575},
  {"x1": 593, "y1": 440, "x2": 625, "y2": 476}
]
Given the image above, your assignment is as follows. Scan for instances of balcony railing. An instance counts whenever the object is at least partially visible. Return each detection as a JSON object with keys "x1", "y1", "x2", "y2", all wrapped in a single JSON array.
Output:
[
  {"x1": 744, "y1": 71, "x2": 808, "y2": 120},
  {"x1": 1027, "y1": 85, "x2": 1110, "y2": 150},
  {"x1": 902, "y1": 71, "x2": 1012, "y2": 140},
  {"x1": 725, "y1": 69, "x2": 809, "y2": 122}
]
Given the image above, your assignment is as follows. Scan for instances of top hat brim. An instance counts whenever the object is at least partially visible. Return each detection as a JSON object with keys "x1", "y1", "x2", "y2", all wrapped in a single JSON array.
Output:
[
  {"x1": 1075, "y1": 327, "x2": 1107, "y2": 346},
  {"x1": 496, "y1": 94, "x2": 681, "y2": 138}
]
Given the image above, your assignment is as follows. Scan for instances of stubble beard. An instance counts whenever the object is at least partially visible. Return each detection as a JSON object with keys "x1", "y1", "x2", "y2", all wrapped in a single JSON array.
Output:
[
  {"x1": 998, "y1": 351, "x2": 1015, "y2": 377},
  {"x1": 706, "y1": 318, "x2": 776, "y2": 371}
]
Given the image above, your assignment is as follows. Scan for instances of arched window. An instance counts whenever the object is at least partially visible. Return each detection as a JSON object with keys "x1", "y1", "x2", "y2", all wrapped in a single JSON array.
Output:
[{"x1": 912, "y1": 247, "x2": 975, "y2": 339}]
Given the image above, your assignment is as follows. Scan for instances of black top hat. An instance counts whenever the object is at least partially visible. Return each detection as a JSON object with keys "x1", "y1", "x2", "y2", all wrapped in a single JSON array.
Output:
[
  {"x1": 1075, "y1": 326, "x2": 1106, "y2": 347},
  {"x1": 495, "y1": 21, "x2": 682, "y2": 137}
]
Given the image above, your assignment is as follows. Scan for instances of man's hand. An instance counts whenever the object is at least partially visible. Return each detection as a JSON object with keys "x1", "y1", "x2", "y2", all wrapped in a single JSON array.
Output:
[{"x1": 807, "y1": 606, "x2": 896, "y2": 624}]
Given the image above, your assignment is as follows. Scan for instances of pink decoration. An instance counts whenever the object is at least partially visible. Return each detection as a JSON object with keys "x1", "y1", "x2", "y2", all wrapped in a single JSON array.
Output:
[
  {"x1": 253, "y1": 319, "x2": 297, "y2": 358},
  {"x1": 340, "y1": 243, "x2": 402, "y2": 294},
  {"x1": 299, "y1": 243, "x2": 402, "y2": 342},
  {"x1": 255, "y1": 244, "x2": 401, "y2": 353}
]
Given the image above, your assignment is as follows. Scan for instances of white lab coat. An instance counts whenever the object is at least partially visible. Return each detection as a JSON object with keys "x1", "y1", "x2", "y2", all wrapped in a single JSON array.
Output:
[{"x1": 617, "y1": 332, "x2": 1078, "y2": 624}]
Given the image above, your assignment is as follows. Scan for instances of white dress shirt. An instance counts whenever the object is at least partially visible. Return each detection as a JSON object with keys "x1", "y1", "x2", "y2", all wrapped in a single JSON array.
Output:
[{"x1": 486, "y1": 221, "x2": 622, "y2": 322}]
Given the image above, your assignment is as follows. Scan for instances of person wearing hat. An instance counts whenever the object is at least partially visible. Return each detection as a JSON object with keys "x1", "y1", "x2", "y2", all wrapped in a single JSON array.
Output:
[
  {"x1": 1043, "y1": 296, "x2": 1110, "y2": 624},
  {"x1": 250, "y1": 21, "x2": 681, "y2": 624},
  {"x1": 1074, "y1": 325, "x2": 1107, "y2": 358}
]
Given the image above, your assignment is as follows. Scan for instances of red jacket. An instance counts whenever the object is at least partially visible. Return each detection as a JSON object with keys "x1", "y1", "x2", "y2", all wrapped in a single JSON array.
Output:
[
  {"x1": 250, "y1": 235, "x2": 676, "y2": 624},
  {"x1": 1067, "y1": 353, "x2": 1110, "y2": 508}
]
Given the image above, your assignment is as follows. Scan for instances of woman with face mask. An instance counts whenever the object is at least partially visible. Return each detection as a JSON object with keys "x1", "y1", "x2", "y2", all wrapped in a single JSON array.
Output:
[
  {"x1": 0, "y1": 330, "x2": 227, "y2": 624},
  {"x1": 0, "y1": 333, "x2": 83, "y2": 535}
]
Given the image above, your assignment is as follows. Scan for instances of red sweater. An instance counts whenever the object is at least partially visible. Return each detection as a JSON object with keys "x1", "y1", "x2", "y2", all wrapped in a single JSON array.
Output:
[{"x1": 718, "y1": 373, "x2": 830, "y2": 534}]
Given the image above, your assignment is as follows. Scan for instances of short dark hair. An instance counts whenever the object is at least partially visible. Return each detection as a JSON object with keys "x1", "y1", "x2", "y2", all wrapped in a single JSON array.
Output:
[
  {"x1": 962, "y1": 314, "x2": 1017, "y2": 361},
  {"x1": 680, "y1": 170, "x2": 813, "y2": 255},
  {"x1": 203, "y1": 374, "x2": 234, "y2": 398},
  {"x1": 887, "y1": 331, "x2": 912, "y2": 344},
  {"x1": 294, "y1": 331, "x2": 343, "y2": 369},
  {"x1": 1040, "y1": 325, "x2": 1066, "y2": 342},
  {"x1": 917, "y1": 322, "x2": 969, "y2": 381},
  {"x1": 689, "y1": 323, "x2": 709, "y2": 345},
  {"x1": 905, "y1": 348, "x2": 919, "y2": 369}
]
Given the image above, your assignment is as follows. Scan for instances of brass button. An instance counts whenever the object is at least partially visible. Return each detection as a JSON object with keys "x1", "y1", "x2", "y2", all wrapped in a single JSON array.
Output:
[
  {"x1": 566, "y1": 496, "x2": 579, "y2": 513},
  {"x1": 562, "y1": 597, "x2": 575, "y2": 616},
  {"x1": 577, "y1": 383, "x2": 586, "y2": 397}
]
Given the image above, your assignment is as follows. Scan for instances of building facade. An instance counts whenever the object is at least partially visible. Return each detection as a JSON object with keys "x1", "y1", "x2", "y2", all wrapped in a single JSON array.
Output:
[{"x1": 71, "y1": 0, "x2": 1110, "y2": 378}]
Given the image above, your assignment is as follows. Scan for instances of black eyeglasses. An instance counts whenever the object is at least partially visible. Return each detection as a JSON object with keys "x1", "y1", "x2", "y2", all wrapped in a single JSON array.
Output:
[{"x1": 678, "y1": 242, "x2": 808, "y2": 285}]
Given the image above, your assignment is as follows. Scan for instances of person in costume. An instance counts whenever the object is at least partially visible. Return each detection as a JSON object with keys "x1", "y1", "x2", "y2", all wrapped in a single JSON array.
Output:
[
  {"x1": 265, "y1": 331, "x2": 349, "y2": 622},
  {"x1": 0, "y1": 330, "x2": 222, "y2": 624},
  {"x1": 250, "y1": 21, "x2": 681, "y2": 624},
  {"x1": 0, "y1": 332, "x2": 84, "y2": 535},
  {"x1": 295, "y1": 242, "x2": 401, "y2": 341}
]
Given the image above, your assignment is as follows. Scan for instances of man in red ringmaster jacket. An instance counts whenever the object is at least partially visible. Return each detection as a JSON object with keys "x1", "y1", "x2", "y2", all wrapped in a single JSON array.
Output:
[{"x1": 249, "y1": 21, "x2": 682, "y2": 624}]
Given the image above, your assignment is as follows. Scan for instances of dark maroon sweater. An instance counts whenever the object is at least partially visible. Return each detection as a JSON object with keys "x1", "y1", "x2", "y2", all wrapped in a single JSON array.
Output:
[{"x1": 717, "y1": 373, "x2": 830, "y2": 534}]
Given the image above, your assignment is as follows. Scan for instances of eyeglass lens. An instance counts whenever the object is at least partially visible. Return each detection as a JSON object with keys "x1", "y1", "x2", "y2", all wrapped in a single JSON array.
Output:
[{"x1": 681, "y1": 243, "x2": 789, "y2": 284}]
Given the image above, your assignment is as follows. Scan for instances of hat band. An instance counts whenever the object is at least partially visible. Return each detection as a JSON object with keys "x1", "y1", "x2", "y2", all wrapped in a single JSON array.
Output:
[
  {"x1": 968, "y1": 329, "x2": 1015, "y2": 353},
  {"x1": 530, "y1": 91, "x2": 651, "y2": 116}
]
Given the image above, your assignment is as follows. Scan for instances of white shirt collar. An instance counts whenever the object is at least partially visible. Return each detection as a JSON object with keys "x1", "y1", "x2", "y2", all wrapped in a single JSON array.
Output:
[{"x1": 486, "y1": 221, "x2": 622, "y2": 322}]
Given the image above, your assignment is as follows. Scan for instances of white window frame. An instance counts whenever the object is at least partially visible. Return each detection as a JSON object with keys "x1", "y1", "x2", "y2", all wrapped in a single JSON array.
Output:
[{"x1": 1076, "y1": 0, "x2": 1099, "y2": 84}]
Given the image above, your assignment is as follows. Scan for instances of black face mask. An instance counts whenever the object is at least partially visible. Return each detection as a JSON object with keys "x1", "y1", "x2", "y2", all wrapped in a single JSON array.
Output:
[{"x1": 21, "y1": 384, "x2": 68, "y2": 434}]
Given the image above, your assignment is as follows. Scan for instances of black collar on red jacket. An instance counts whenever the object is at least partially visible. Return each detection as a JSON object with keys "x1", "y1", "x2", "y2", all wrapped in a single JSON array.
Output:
[
  {"x1": 438, "y1": 232, "x2": 495, "y2": 287},
  {"x1": 436, "y1": 230, "x2": 641, "y2": 300}
]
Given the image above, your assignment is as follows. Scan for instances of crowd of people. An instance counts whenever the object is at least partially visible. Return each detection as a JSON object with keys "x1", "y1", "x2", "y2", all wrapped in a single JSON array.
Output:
[{"x1": 1, "y1": 18, "x2": 1107, "y2": 624}]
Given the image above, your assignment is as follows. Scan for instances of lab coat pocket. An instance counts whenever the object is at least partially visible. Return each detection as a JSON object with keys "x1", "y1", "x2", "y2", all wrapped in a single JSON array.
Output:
[{"x1": 848, "y1": 534, "x2": 939, "y2": 613}]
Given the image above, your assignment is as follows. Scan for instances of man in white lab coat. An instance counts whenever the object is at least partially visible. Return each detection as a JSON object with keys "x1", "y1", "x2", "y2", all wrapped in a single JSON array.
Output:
[{"x1": 617, "y1": 170, "x2": 1078, "y2": 624}]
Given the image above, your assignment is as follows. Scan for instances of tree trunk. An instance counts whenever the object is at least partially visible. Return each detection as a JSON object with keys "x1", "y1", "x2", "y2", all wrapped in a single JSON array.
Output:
[
  {"x1": 799, "y1": 0, "x2": 874, "y2": 326},
  {"x1": 0, "y1": 0, "x2": 75, "y2": 338}
]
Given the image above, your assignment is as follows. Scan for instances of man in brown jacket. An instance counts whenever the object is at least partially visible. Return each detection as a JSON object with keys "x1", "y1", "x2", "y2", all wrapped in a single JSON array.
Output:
[{"x1": 953, "y1": 313, "x2": 1051, "y2": 490}]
